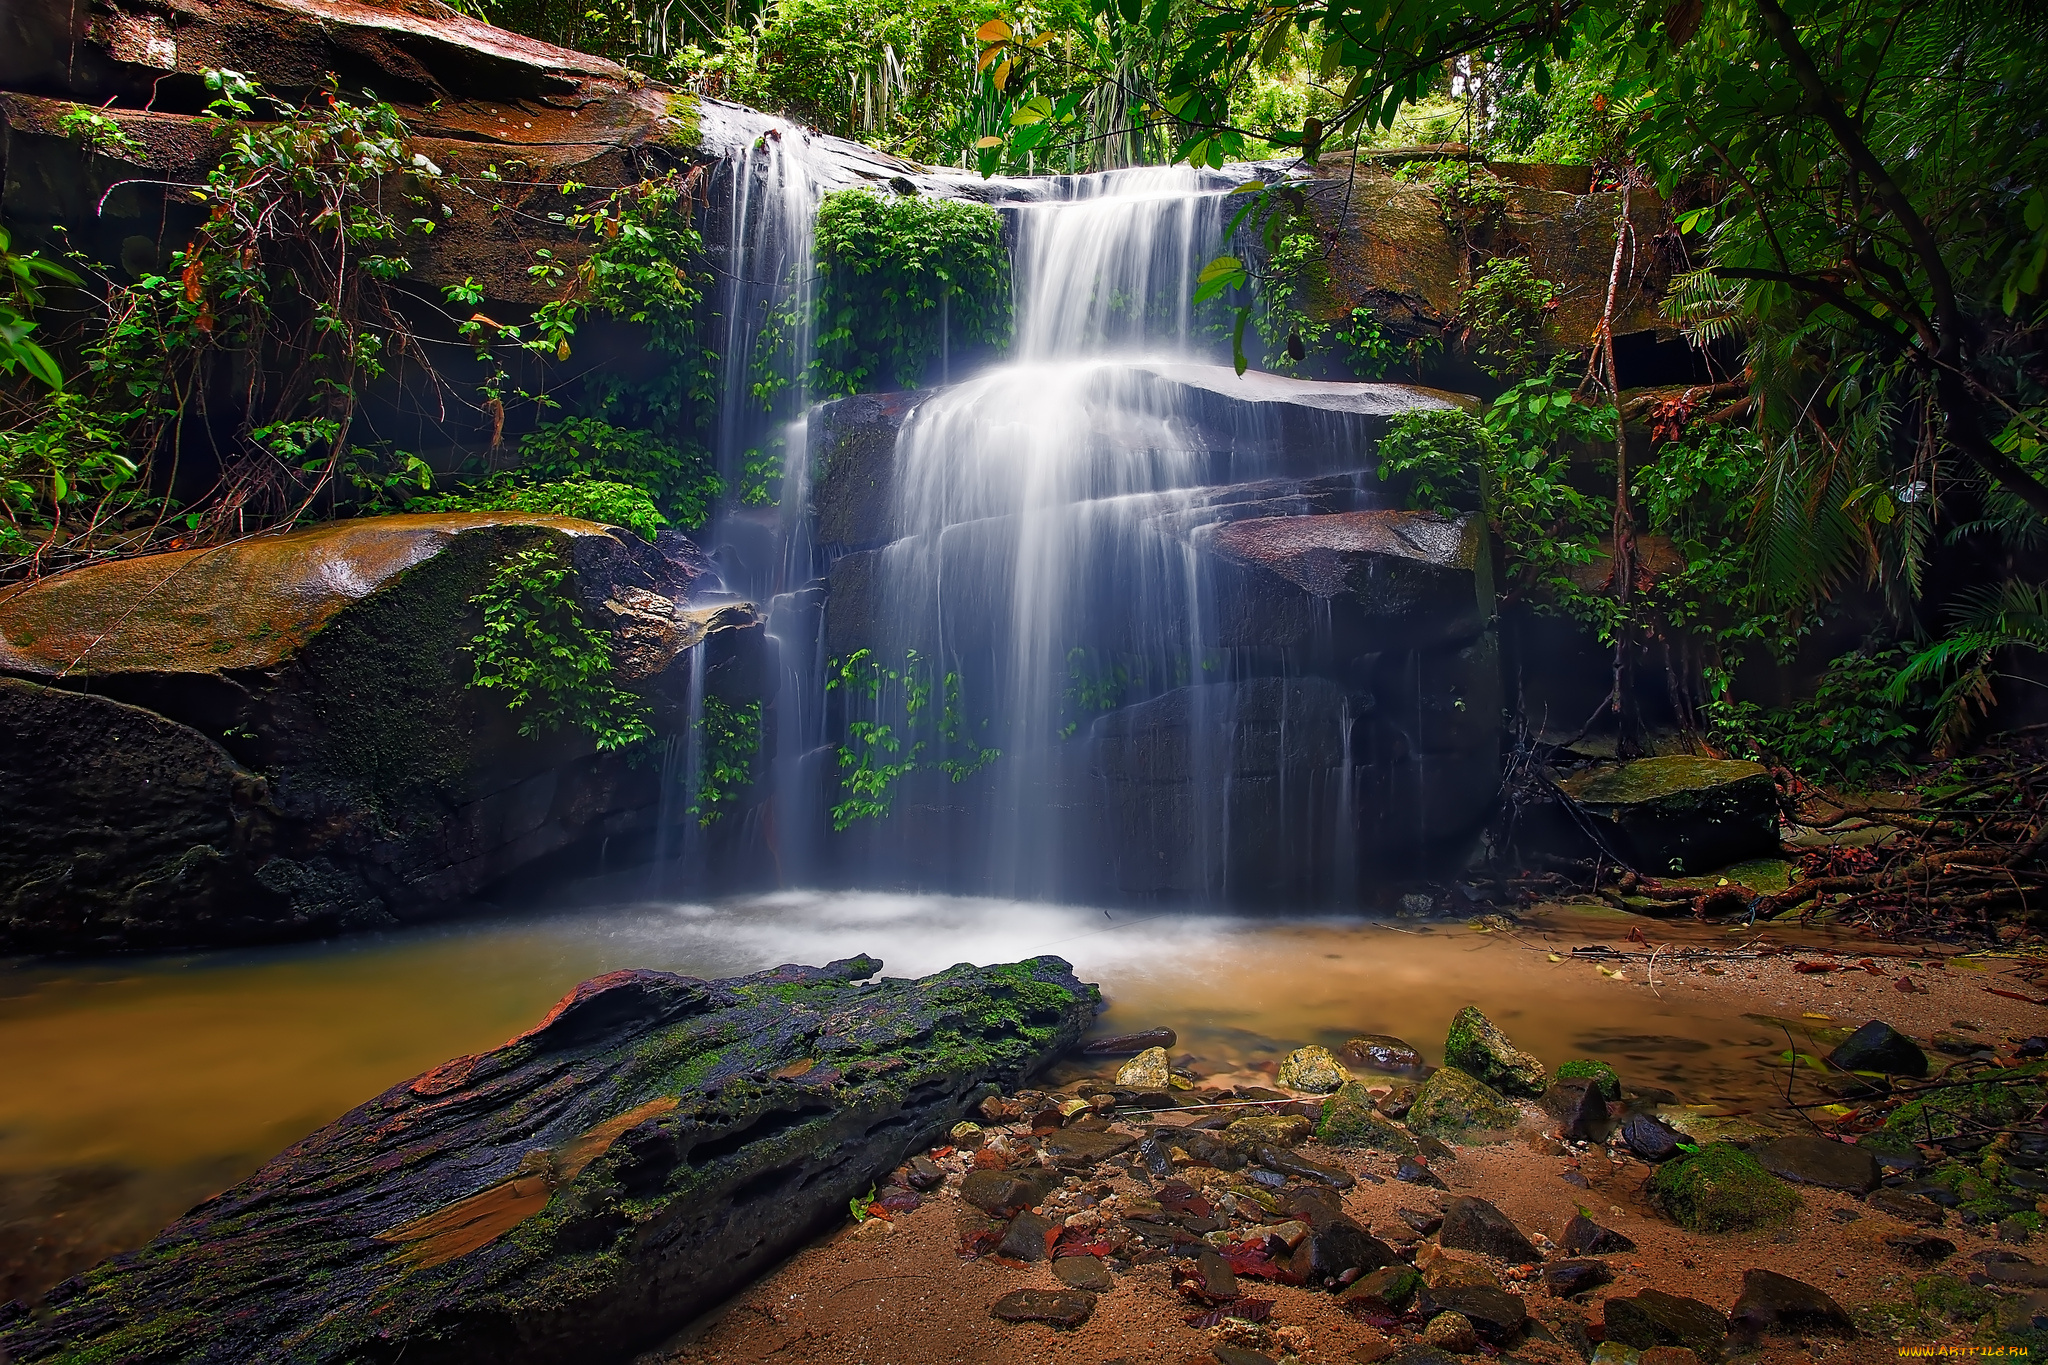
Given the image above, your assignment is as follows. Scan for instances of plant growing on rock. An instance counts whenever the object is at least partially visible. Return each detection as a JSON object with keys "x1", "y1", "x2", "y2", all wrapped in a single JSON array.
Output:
[
  {"x1": 689, "y1": 695, "x2": 763, "y2": 825},
  {"x1": 467, "y1": 543, "x2": 653, "y2": 752},
  {"x1": 827, "y1": 648, "x2": 1000, "y2": 828}
]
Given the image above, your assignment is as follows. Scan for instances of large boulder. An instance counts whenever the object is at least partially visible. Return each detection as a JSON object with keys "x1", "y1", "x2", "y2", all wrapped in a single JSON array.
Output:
[
  {"x1": 0, "y1": 514, "x2": 771, "y2": 951},
  {"x1": 0, "y1": 954, "x2": 1098, "y2": 1363},
  {"x1": 1555, "y1": 756, "x2": 1780, "y2": 875}
]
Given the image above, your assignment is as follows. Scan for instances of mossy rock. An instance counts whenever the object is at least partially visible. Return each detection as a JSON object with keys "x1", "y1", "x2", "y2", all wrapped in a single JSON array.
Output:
[
  {"x1": 0, "y1": 955, "x2": 1099, "y2": 1363},
  {"x1": 1912, "y1": 1274, "x2": 1999, "y2": 1325},
  {"x1": 1405, "y1": 1066, "x2": 1521, "y2": 1141},
  {"x1": 1277, "y1": 1044, "x2": 1350, "y2": 1093},
  {"x1": 1646, "y1": 1142, "x2": 1800, "y2": 1232},
  {"x1": 1317, "y1": 1081, "x2": 1420, "y2": 1154},
  {"x1": 1885, "y1": 1067, "x2": 2043, "y2": 1140},
  {"x1": 1554, "y1": 1059, "x2": 1621, "y2": 1101},
  {"x1": 1555, "y1": 756, "x2": 1780, "y2": 875},
  {"x1": 1444, "y1": 1006, "x2": 1547, "y2": 1097}
]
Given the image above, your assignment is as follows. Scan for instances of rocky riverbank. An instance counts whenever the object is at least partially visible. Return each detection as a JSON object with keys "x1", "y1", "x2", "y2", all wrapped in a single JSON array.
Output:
[{"x1": 637, "y1": 928, "x2": 2048, "y2": 1365}]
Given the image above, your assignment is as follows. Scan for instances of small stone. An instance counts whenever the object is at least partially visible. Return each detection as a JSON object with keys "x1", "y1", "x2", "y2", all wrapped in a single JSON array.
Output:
[
  {"x1": 1603, "y1": 1290, "x2": 1729, "y2": 1362},
  {"x1": 961, "y1": 1169, "x2": 1051, "y2": 1216},
  {"x1": 1339, "y1": 1264, "x2": 1421, "y2": 1313},
  {"x1": 1443, "y1": 1006, "x2": 1548, "y2": 1096},
  {"x1": 1406, "y1": 1066, "x2": 1521, "y2": 1141},
  {"x1": 997, "y1": 1210, "x2": 1055, "y2": 1261},
  {"x1": 1397, "y1": 1157, "x2": 1448, "y2": 1187},
  {"x1": 1826, "y1": 1019, "x2": 1929, "y2": 1077},
  {"x1": 1379, "y1": 1085, "x2": 1418, "y2": 1119},
  {"x1": 1554, "y1": 1059, "x2": 1623, "y2": 1101},
  {"x1": 906, "y1": 1155, "x2": 945, "y2": 1190},
  {"x1": 949, "y1": 1120, "x2": 985, "y2": 1149},
  {"x1": 1590, "y1": 1345, "x2": 1642, "y2": 1365},
  {"x1": 1728, "y1": 1268, "x2": 1855, "y2": 1338},
  {"x1": 1544, "y1": 1258, "x2": 1614, "y2": 1296},
  {"x1": 1299, "y1": 1218, "x2": 1401, "y2": 1280},
  {"x1": 1541, "y1": 1079, "x2": 1608, "y2": 1142},
  {"x1": 1621, "y1": 1112, "x2": 1683, "y2": 1162},
  {"x1": 1227, "y1": 1114, "x2": 1313, "y2": 1147},
  {"x1": 1117, "y1": 1046, "x2": 1172, "y2": 1089},
  {"x1": 1423, "y1": 1311, "x2": 1480, "y2": 1353},
  {"x1": 1343, "y1": 1034, "x2": 1428, "y2": 1072},
  {"x1": 1193, "y1": 1247, "x2": 1239, "y2": 1300},
  {"x1": 1253, "y1": 1144, "x2": 1354, "y2": 1188},
  {"x1": 1400, "y1": 1207, "x2": 1444, "y2": 1234},
  {"x1": 1212, "y1": 1349, "x2": 1277, "y2": 1365},
  {"x1": 1318, "y1": 1080, "x2": 1420, "y2": 1154},
  {"x1": 1646, "y1": 1143, "x2": 1800, "y2": 1234},
  {"x1": 1052, "y1": 1255, "x2": 1112, "y2": 1290},
  {"x1": 1885, "y1": 1233, "x2": 1955, "y2": 1265},
  {"x1": 1752, "y1": 1135, "x2": 1882, "y2": 1193},
  {"x1": 989, "y1": 1287, "x2": 1096, "y2": 1328},
  {"x1": 1869, "y1": 1188, "x2": 1946, "y2": 1225},
  {"x1": 1041, "y1": 1128, "x2": 1136, "y2": 1168},
  {"x1": 1277, "y1": 1044, "x2": 1350, "y2": 1093},
  {"x1": 1559, "y1": 1212, "x2": 1636, "y2": 1255},
  {"x1": 1439, "y1": 1195, "x2": 1541, "y2": 1263},
  {"x1": 1420, "y1": 1284, "x2": 1529, "y2": 1340},
  {"x1": 1418, "y1": 1245, "x2": 1501, "y2": 1290},
  {"x1": 1080, "y1": 1027, "x2": 1177, "y2": 1055}
]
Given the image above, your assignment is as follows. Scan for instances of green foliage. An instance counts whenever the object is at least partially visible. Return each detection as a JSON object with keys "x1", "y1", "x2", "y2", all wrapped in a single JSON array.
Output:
[
  {"x1": 690, "y1": 696, "x2": 762, "y2": 825},
  {"x1": 0, "y1": 225, "x2": 75, "y2": 393},
  {"x1": 1397, "y1": 159, "x2": 1509, "y2": 234},
  {"x1": 412, "y1": 476, "x2": 667, "y2": 541},
  {"x1": 810, "y1": 189, "x2": 1010, "y2": 396},
  {"x1": 1461, "y1": 257, "x2": 1551, "y2": 378},
  {"x1": 1705, "y1": 648, "x2": 1923, "y2": 783},
  {"x1": 1888, "y1": 582, "x2": 2048, "y2": 756},
  {"x1": 515, "y1": 417, "x2": 718, "y2": 530},
  {"x1": 827, "y1": 648, "x2": 1000, "y2": 828},
  {"x1": 1375, "y1": 407, "x2": 1488, "y2": 514},
  {"x1": 57, "y1": 108, "x2": 144, "y2": 160},
  {"x1": 466, "y1": 543, "x2": 653, "y2": 752}
]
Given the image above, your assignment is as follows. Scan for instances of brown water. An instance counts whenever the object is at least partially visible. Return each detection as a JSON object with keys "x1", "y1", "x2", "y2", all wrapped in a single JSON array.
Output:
[{"x1": 0, "y1": 893, "x2": 1798, "y2": 1302}]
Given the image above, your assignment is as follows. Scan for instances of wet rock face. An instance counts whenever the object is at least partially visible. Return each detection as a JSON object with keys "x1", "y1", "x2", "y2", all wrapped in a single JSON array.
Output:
[
  {"x1": 1752, "y1": 1135, "x2": 1882, "y2": 1193},
  {"x1": 0, "y1": 955, "x2": 1098, "y2": 1364},
  {"x1": 1443, "y1": 1006, "x2": 1547, "y2": 1097},
  {"x1": 1828, "y1": 1019, "x2": 1930, "y2": 1077},
  {"x1": 0, "y1": 515, "x2": 768, "y2": 952},
  {"x1": 1405, "y1": 1066, "x2": 1521, "y2": 1141},
  {"x1": 1555, "y1": 757, "x2": 1780, "y2": 876}
]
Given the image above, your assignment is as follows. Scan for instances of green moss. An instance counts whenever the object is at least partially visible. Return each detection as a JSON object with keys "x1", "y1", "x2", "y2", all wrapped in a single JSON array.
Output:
[
  {"x1": 1405, "y1": 1065, "x2": 1521, "y2": 1141},
  {"x1": 1850, "y1": 1300, "x2": 1920, "y2": 1340},
  {"x1": 661, "y1": 92, "x2": 701, "y2": 149},
  {"x1": 1558, "y1": 755, "x2": 1771, "y2": 805},
  {"x1": 1888, "y1": 1075, "x2": 2041, "y2": 1140},
  {"x1": 1913, "y1": 1273, "x2": 1998, "y2": 1324},
  {"x1": 1443, "y1": 1005, "x2": 1547, "y2": 1096},
  {"x1": 1646, "y1": 1142, "x2": 1800, "y2": 1232},
  {"x1": 1554, "y1": 1059, "x2": 1621, "y2": 1100},
  {"x1": 1317, "y1": 1081, "x2": 1419, "y2": 1153}
]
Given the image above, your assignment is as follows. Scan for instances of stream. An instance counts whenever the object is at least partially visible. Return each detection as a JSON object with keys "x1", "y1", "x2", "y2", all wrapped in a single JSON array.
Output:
[{"x1": 0, "y1": 897, "x2": 1809, "y2": 1302}]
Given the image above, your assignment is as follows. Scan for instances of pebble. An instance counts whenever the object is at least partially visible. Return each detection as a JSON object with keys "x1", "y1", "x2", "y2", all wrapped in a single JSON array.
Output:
[
  {"x1": 1117, "y1": 1046, "x2": 1172, "y2": 1089},
  {"x1": 1051, "y1": 1255, "x2": 1112, "y2": 1291},
  {"x1": 1422, "y1": 1310, "x2": 1480, "y2": 1353},
  {"x1": 988, "y1": 1287, "x2": 1096, "y2": 1327},
  {"x1": 1543, "y1": 1258, "x2": 1614, "y2": 1297}
]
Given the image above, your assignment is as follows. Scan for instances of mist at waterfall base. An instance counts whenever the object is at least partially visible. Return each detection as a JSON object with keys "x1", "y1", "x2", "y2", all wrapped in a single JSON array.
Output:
[{"x1": 662, "y1": 141, "x2": 1490, "y2": 907}]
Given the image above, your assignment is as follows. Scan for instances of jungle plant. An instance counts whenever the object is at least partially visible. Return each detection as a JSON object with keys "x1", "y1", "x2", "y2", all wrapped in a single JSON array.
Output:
[
  {"x1": 810, "y1": 188, "x2": 1011, "y2": 396},
  {"x1": 827, "y1": 647, "x2": 1000, "y2": 827},
  {"x1": 1705, "y1": 648, "x2": 1923, "y2": 783},
  {"x1": 0, "y1": 225, "x2": 78, "y2": 393},
  {"x1": 1398, "y1": 158, "x2": 1510, "y2": 235},
  {"x1": 412, "y1": 475, "x2": 668, "y2": 541},
  {"x1": 1888, "y1": 583, "x2": 2048, "y2": 757},
  {"x1": 467, "y1": 543, "x2": 653, "y2": 752},
  {"x1": 689, "y1": 695, "x2": 763, "y2": 824},
  {"x1": 1461, "y1": 257, "x2": 1551, "y2": 378}
]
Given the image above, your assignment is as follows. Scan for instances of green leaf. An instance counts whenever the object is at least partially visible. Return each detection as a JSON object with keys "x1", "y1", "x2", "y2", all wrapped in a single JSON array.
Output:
[{"x1": 1231, "y1": 307, "x2": 1249, "y2": 376}]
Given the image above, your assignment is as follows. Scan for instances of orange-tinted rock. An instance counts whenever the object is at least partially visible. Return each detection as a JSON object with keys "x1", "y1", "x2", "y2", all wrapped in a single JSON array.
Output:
[{"x1": 0, "y1": 514, "x2": 768, "y2": 951}]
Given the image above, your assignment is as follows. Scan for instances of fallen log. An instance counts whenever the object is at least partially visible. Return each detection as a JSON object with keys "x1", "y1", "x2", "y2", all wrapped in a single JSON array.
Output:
[{"x1": 0, "y1": 955, "x2": 1098, "y2": 1364}]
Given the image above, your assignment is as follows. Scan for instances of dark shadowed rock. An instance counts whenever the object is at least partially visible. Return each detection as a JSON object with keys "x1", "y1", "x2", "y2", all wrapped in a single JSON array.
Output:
[
  {"x1": 1827, "y1": 1020, "x2": 1929, "y2": 1078},
  {"x1": 1869, "y1": 1189, "x2": 1946, "y2": 1225},
  {"x1": 1559, "y1": 1212, "x2": 1636, "y2": 1255},
  {"x1": 1298, "y1": 1218, "x2": 1401, "y2": 1281},
  {"x1": 1052, "y1": 1256, "x2": 1113, "y2": 1291},
  {"x1": 1255, "y1": 1145, "x2": 1356, "y2": 1189},
  {"x1": 1541, "y1": 1079, "x2": 1608, "y2": 1141},
  {"x1": 1343, "y1": 1034, "x2": 1428, "y2": 1072},
  {"x1": 1603, "y1": 1290, "x2": 1730, "y2": 1363},
  {"x1": 1340, "y1": 1264, "x2": 1421, "y2": 1313},
  {"x1": 962, "y1": 1169, "x2": 1055, "y2": 1217},
  {"x1": 1417, "y1": 1284, "x2": 1530, "y2": 1341},
  {"x1": 1081, "y1": 1028, "x2": 1178, "y2": 1055},
  {"x1": 1729, "y1": 1269, "x2": 1854, "y2": 1339},
  {"x1": 1753, "y1": 1136, "x2": 1882, "y2": 1193},
  {"x1": 0, "y1": 956, "x2": 1095, "y2": 1364},
  {"x1": 1622, "y1": 1112, "x2": 1684, "y2": 1162},
  {"x1": 1194, "y1": 1248, "x2": 1241, "y2": 1300},
  {"x1": 1543, "y1": 1259, "x2": 1614, "y2": 1296},
  {"x1": 1042, "y1": 1128, "x2": 1136, "y2": 1168},
  {"x1": 1555, "y1": 757, "x2": 1779, "y2": 875},
  {"x1": 1440, "y1": 1196, "x2": 1542, "y2": 1263},
  {"x1": 990, "y1": 1288, "x2": 1097, "y2": 1328},
  {"x1": 998, "y1": 1210, "x2": 1056, "y2": 1261},
  {"x1": 1886, "y1": 1233, "x2": 1956, "y2": 1265}
]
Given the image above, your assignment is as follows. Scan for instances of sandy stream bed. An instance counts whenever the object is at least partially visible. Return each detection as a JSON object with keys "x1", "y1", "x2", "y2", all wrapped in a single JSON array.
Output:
[{"x1": 639, "y1": 909, "x2": 2046, "y2": 1365}]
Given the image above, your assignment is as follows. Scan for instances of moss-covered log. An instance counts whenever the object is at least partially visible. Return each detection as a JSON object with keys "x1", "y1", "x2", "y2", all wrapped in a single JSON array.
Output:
[{"x1": 0, "y1": 954, "x2": 1099, "y2": 1364}]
